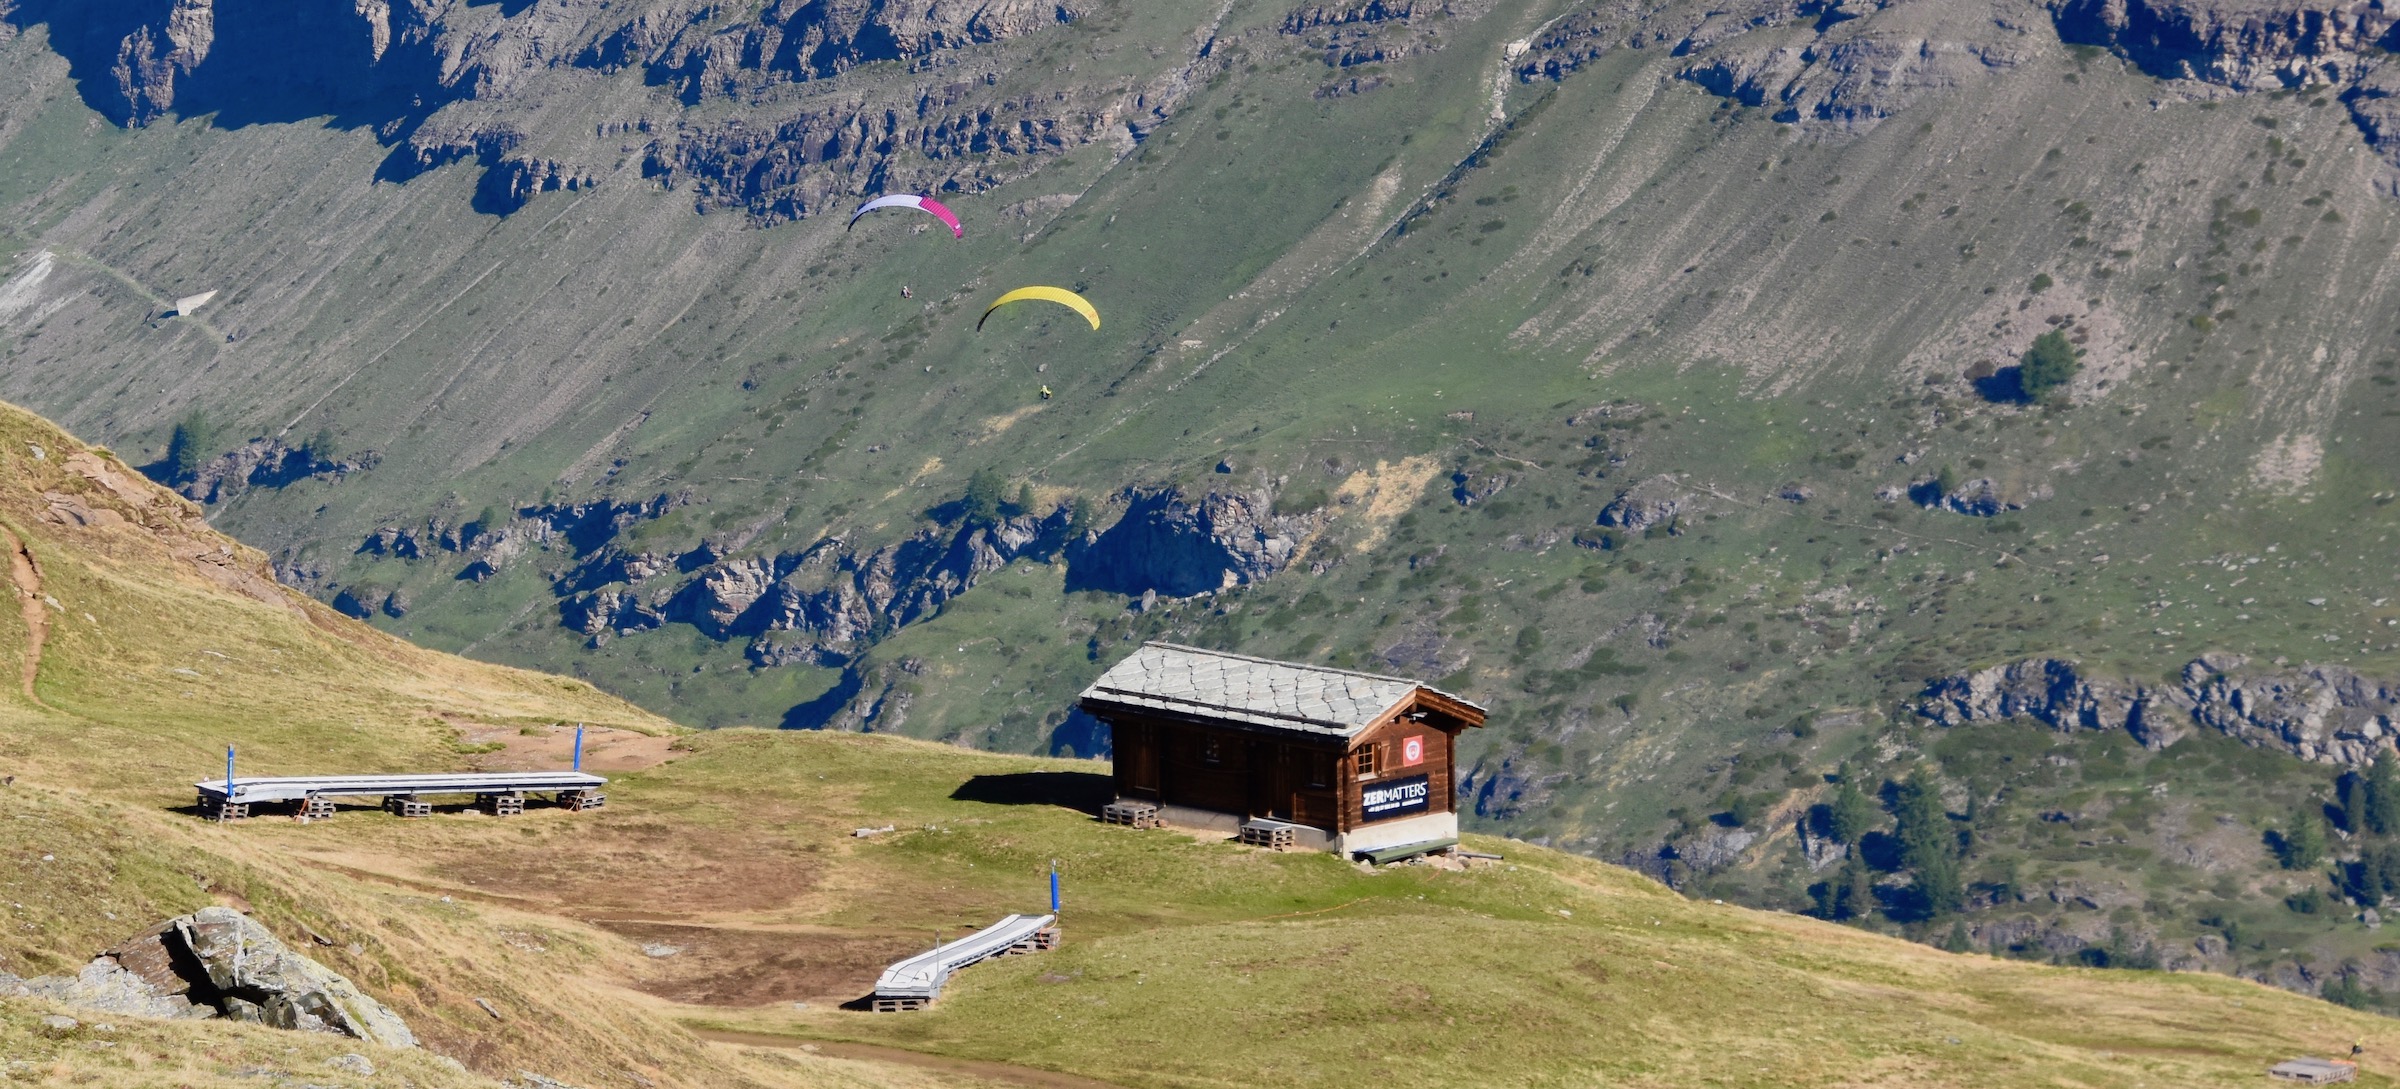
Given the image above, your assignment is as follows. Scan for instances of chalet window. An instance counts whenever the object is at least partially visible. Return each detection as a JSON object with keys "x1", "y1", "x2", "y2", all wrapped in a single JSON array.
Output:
[
  {"x1": 1307, "y1": 753, "x2": 1330, "y2": 789},
  {"x1": 1355, "y1": 743, "x2": 1379, "y2": 779},
  {"x1": 1201, "y1": 736, "x2": 1222, "y2": 766}
]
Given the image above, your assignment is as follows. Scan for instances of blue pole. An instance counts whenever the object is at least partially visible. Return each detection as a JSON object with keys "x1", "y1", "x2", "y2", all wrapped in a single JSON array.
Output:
[
  {"x1": 1050, "y1": 866, "x2": 1061, "y2": 914},
  {"x1": 573, "y1": 724, "x2": 584, "y2": 772},
  {"x1": 222, "y1": 746, "x2": 234, "y2": 822}
]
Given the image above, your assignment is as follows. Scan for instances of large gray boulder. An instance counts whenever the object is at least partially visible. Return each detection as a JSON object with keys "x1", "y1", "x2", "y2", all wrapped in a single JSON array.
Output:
[
  {"x1": 168, "y1": 907, "x2": 417, "y2": 1047},
  {"x1": 6, "y1": 908, "x2": 414, "y2": 1049}
]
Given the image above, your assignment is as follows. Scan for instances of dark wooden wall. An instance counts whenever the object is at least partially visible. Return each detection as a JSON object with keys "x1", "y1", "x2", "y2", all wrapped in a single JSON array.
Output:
[
  {"x1": 1341, "y1": 713, "x2": 1459, "y2": 829},
  {"x1": 1095, "y1": 709, "x2": 1346, "y2": 830}
]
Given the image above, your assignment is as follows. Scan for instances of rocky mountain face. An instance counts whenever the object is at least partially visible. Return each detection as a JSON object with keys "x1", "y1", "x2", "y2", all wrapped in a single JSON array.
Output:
[
  {"x1": 340, "y1": 481, "x2": 1317, "y2": 684},
  {"x1": 1511, "y1": 0, "x2": 2400, "y2": 184},
  {"x1": 1, "y1": 0, "x2": 1192, "y2": 217},
  {"x1": 1920, "y1": 652, "x2": 2400, "y2": 765}
]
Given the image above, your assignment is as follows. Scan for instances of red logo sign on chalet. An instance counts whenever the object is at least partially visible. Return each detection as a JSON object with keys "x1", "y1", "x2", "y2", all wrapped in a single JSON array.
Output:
[{"x1": 1402, "y1": 735, "x2": 1425, "y2": 767}]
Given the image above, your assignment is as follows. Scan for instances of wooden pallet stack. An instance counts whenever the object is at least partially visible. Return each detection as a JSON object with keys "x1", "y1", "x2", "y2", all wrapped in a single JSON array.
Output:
[
  {"x1": 2268, "y1": 1058, "x2": 2358, "y2": 1084},
  {"x1": 1238, "y1": 818, "x2": 1299, "y2": 850},
  {"x1": 1008, "y1": 924, "x2": 1062, "y2": 954},
  {"x1": 1100, "y1": 799, "x2": 1160, "y2": 829}
]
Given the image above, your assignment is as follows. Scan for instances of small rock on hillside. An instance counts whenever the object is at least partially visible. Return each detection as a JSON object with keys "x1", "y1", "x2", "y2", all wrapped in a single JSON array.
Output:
[{"x1": 1597, "y1": 475, "x2": 1697, "y2": 534}]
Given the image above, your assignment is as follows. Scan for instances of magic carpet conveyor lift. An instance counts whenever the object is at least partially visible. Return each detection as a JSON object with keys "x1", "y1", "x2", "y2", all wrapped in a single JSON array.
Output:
[
  {"x1": 871, "y1": 913, "x2": 1060, "y2": 1012},
  {"x1": 195, "y1": 771, "x2": 607, "y2": 820}
]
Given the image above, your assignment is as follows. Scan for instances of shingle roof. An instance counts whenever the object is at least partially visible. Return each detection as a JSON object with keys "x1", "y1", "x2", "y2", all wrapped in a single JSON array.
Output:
[{"x1": 1078, "y1": 642, "x2": 1485, "y2": 739}]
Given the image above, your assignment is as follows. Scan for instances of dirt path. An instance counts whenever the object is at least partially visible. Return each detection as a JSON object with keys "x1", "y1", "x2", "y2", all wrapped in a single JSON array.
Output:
[
  {"x1": 692, "y1": 1030, "x2": 1134, "y2": 1089},
  {"x1": 1, "y1": 524, "x2": 49, "y2": 703}
]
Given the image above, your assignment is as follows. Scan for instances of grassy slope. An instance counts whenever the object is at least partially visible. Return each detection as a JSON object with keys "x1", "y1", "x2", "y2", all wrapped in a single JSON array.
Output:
[
  {"x1": 0, "y1": 398, "x2": 2394, "y2": 1087},
  {"x1": 3, "y1": 0, "x2": 2400, "y2": 985},
  {"x1": 0, "y1": 401, "x2": 1018, "y2": 1089},
  {"x1": 314, "y1": 726, "x2": 2400, "y2": 1089}
]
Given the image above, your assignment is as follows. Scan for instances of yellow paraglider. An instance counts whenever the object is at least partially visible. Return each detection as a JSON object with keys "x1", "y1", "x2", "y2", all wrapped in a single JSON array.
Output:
[{"x1": 977, "y1": 286, "x2": 1100, "y2": 332}]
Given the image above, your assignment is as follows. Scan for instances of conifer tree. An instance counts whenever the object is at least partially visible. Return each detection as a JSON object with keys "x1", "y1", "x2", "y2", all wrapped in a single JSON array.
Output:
[
  {"x1": 2018, "y1": 330, "x2": 2083, "y2": 402},
  {"x1": 1892, "y1": 771, "x2": 1954, "y2": 872},
  {"x1": 2368, "y1": 750, "x2": 2400, "y2": 836},
  {"x1": 2279, "y1": 805, "x2": 2328, "y2": 870},
  {"x1": 166, "y1": 410, "x2": 217, "y2": 482},
  {"x1": 1828, "y1": 775, "x2": 1879, "y2": 845},
  {"x1": 1915, "y1": 852, "x2": 1966, "y2": 919},
  {"x1": 1893, "y1": 771, "x2": 1966, "y2": 919},
  {"x1": 1835, "y1": 855, "x2": 1876, "y2": 922},
  {"x1": 962, "y1": 469, "x2": 1005, "y2": 526}
]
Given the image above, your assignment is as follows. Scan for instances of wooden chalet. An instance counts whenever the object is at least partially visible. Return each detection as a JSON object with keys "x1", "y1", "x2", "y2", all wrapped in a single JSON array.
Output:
[{"x1": 1078, "y1": 642, "x2": 1488, "y2": 855}]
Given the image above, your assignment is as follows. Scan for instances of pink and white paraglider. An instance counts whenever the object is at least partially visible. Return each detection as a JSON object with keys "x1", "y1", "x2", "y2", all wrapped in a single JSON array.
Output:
[{"x1": 846, "y1": 194, "x2": 964, "y2": 239}]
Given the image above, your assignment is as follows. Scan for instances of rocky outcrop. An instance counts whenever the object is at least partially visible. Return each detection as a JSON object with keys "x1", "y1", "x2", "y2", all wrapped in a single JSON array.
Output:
[
  {"x1": 1677, "y1": 826, "x2": 1758, "y2": 872},
  {"x1": 357, "y1": 526, "x2": 423, "y2": 559},
  {"x1": 1065, "y1": 488, "x2": 1318, "y2": 599},
  {"x1": 2044, "y1": 0, "x2": 2400, "y2": 180},
  {"x1": 1919, "y1": 653, "x2": 2400, "y2": 765},
  {"x1": 330, "y1": 585, "x2": 408, "y2": 620},
  {"x1": 1450, "y1": 467, "x2": 1511, "y2": 506},
  {"x1": 562, "y1": 588, "x2": 665, "y2": 638},
  {"x1": 1566, "y1": 401, "x2": 1647, "y2": 427},
  {"x1": 1280, "y1": 0, "x2": 1484, "y2": 82},
  {"x1": 1458, "y1": 751, "x2": 1567, "y2": 821},
  {"x1": 11, "y1": 0, "x2": 445, "y2": 128},
  {"x1": 0, "y1": 908, "x2": 414, "y2": 1048},
  {"x1": 1281, "y1": 0, "x2": 1430, "y2": 31},
  {"x1": 1519, "y1": 0, "x2": 2024, "y2": 131},
  {"x1": 387, "y1": 494, "x2": 684, "y2": 574},
  {"x1": 6, "y1": 0, "x2": 1199, "y2": 221},
  {"x1": 2049, "y1": 0, "x2": 2395, "y2": 91},
  {"x1": 1597, "y1": 474, "x2": 1696, "y2": 534},
  {"x1": 1676, "y1": 27, "x2": 2026, "y2": 129},
  {"x1": 2181, "y1": 653, "x2": 2400, "y2": 764},
  {"x1": 1909, "y1": 475, "x2": 2046, "y2": 516},
  {"x1": 559, "y1": 507, "x2": 1068, "y2": 662},
  {"x1": 634, "y1": 0, "x2": 1089, "y2": 92},
  {"x1": 1918, "y1": 656, "x2": 2152, "y2": 733},
  {"x1": 642, "y1": 88, "x2": 1096, "y2": 223},
  {"x1": 166, "y1": 438, "x2": 376, "y2": 504}
]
